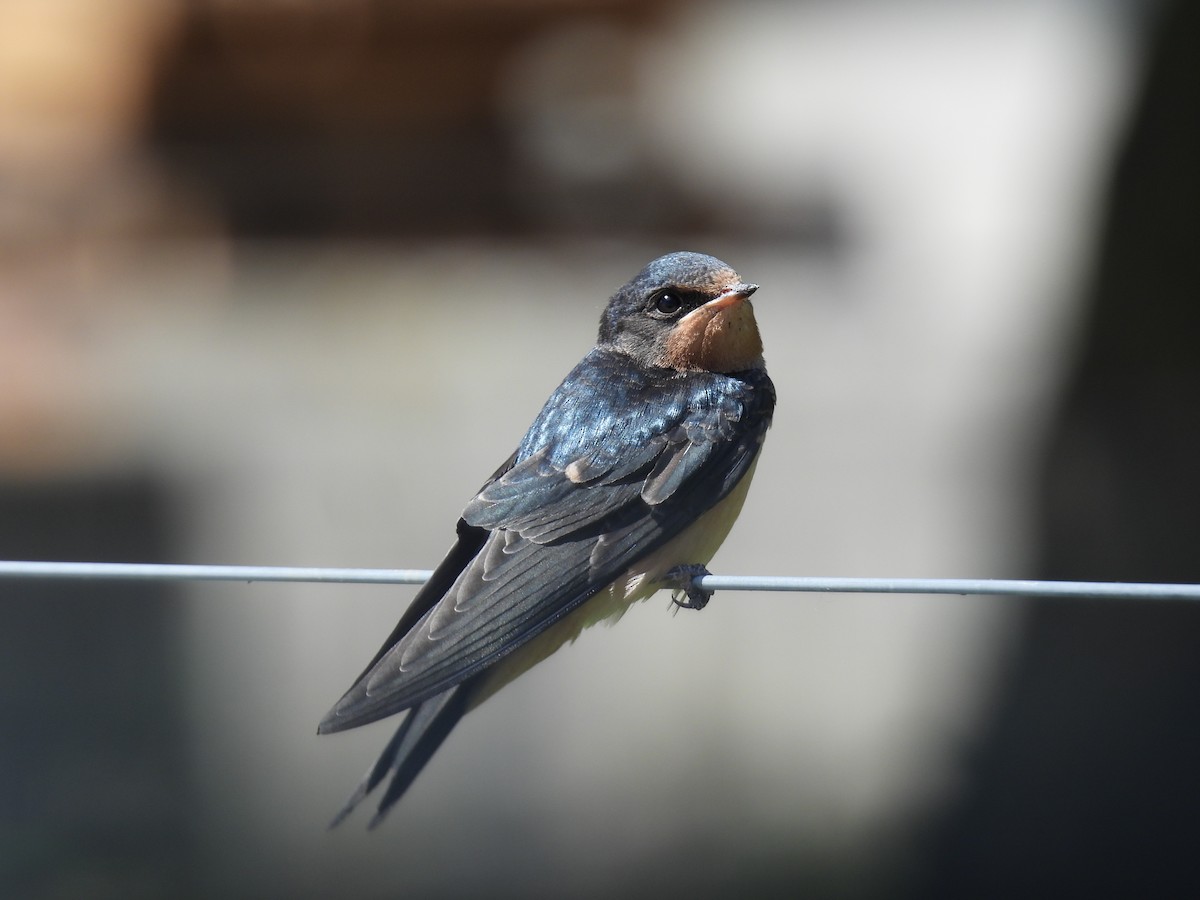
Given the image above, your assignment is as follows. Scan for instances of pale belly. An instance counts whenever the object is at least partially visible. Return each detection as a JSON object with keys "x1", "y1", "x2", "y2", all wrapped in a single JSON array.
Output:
[{"x1": 468, "y1": 459, "x2": 759, "y2": 708}]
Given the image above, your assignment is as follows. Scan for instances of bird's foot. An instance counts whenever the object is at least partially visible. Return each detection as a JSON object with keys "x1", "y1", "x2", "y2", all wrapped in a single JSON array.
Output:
[{"x1": 666, "y1": 564, "x2": 714, "y2": 612}]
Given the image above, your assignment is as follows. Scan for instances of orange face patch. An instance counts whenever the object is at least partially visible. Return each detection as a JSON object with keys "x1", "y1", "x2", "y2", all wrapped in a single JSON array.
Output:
[{"x1": 659, "y1": 294, "x2": 764, "y2": 373}]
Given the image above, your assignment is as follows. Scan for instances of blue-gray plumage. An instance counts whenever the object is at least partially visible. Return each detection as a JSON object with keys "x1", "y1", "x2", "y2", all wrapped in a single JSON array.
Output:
[{"x1": 319, "y1": 251, "x2": 775, "y2": 827}]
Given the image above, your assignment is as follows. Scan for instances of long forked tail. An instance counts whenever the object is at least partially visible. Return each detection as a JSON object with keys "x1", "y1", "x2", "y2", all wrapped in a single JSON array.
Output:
[{"x1": 329, "y1": 685, "x2": 471, "y2": 829}]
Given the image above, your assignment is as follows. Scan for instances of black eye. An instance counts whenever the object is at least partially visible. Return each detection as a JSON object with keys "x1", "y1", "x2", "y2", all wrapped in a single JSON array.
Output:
[{"x1": 652, "y1": 290, "x2": 683, "y2": 315}]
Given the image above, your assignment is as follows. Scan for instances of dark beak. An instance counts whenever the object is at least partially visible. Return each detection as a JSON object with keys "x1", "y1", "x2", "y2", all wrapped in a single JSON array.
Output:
[{"x1": 706, "y1": 283, "x2": 758, "y2": 309}]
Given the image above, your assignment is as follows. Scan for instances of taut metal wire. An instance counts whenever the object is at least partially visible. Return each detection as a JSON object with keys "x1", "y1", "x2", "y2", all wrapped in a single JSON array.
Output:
[{"x1": 1, "y1": 561, "x2": 1198, "y2": 602}]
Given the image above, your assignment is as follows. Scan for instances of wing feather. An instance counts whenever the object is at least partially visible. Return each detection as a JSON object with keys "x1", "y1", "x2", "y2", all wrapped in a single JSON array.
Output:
[{"x1": 321, "y1": 351, "x2": 773, "y2": 730}]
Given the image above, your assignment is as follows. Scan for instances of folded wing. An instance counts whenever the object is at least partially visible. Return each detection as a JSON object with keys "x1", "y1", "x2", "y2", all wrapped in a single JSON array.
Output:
[{"x1": 320, "y1": 351, "x2": 773, "y2": 731}]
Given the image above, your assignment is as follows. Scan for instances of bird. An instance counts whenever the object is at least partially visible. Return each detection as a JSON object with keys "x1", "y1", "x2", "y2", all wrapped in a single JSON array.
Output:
[{"x1": 318, "y1": 251, "x2": 775, "y2": 827}]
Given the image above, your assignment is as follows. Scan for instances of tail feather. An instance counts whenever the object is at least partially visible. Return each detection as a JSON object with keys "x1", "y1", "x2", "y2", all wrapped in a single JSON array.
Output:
[
  {"x1": 328, "y1": 685, "x2": 471, "y2": 829},
  {"x1": 327, "y1": 711, "x2": 417, "y2": 829}
]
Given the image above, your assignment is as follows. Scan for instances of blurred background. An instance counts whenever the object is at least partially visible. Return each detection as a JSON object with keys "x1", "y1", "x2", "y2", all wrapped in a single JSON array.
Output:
[{"x1": 2, "y1": 0, "x2": 1197, "y2": 897}]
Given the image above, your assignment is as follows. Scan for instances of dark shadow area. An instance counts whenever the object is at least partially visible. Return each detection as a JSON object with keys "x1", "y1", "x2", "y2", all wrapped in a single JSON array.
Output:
[
  {"x1": 911, "y1": 2, "x2": 1200, "y2": 896},
  {"x1": 144, "y1": 2, "x2": 687, "y2": 239},
  {"x1": 142, "y1": 3, "x2": 847, "y2": 247},
  {"x1": 0, "y1": 477, "x2": 193, "y2": 900}
]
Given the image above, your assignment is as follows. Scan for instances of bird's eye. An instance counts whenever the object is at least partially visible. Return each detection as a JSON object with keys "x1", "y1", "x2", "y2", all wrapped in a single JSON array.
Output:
[{"x1": 652, "y1": 291, "x2": 683, "y2": 316}]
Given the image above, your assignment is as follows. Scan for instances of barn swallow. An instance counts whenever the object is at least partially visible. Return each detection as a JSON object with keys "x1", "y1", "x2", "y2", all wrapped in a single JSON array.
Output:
[{"x1": 319, "y1": 251, "x2": 775, "y2": 827}]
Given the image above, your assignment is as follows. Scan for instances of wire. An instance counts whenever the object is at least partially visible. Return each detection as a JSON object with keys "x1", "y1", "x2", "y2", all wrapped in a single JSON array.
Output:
[
  {"x1": 0, "y1": 561, "x2": 431, "y2": 585},
  {"x1": 1, "y1": 560, "x2": 1198, "y2": 601},
  {"x1": 694, "y1": 575, "x2": 1200, "y2": 601}
]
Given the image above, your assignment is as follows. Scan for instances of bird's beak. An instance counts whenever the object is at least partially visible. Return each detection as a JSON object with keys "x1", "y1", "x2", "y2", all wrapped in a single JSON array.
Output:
[{"x1": 705, "y1": 282, "x2": 759, "y2": 310}]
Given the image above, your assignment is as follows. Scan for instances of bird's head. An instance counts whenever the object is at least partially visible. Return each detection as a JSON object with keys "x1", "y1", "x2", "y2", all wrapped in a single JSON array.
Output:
[{"x1": 598, "y1": 251, "x2": 764, "y2": 374}]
